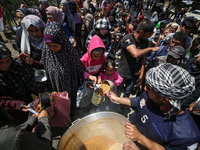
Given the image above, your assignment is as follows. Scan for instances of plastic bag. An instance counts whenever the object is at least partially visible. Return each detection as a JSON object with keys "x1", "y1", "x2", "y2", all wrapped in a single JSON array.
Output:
[
  {"x1": 32, "y1": 91, "x2": 72, "y2": 128},
  {"x1": 76, "y1": 81, "x2": 94, "y2": 108}
]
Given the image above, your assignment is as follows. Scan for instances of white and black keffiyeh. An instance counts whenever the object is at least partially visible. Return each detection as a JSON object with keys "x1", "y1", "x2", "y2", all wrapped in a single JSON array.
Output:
[
  {"x1": 145, "y1": 63, "x2": 195, "y2": 119},
  {"x1": 95, "y1": 17, "x2": 111, "y2": 30}
]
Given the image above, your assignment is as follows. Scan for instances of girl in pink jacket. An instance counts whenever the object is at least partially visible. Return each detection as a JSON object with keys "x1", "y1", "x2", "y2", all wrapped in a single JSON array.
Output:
[
  {"x1": 81, "y1": 35, "x2": 106, "y2": 77},
  {"x1": 98, "y1": 59, "x2": 123, "y2": 87}
]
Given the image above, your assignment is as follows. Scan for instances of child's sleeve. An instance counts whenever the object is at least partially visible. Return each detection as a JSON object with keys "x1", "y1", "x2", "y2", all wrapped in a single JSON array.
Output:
[
  {"x1": 113, "y1": 71, "x2": 124, "y2": 87},
  {"x1": 98, "y1": 72, "x2": 104, "y2": 80}
]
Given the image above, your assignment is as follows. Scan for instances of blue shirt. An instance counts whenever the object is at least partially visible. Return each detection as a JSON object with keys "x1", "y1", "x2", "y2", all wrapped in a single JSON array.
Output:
[
  {"x1": 47, "y1": 22, "x2": 73, "y2": 39},
  {"x1": 147, "y1": 45, "x2": 169, "y2": 62},
  {"x1": 129, "y1": 91, "x2": 200, "y2": 150}
]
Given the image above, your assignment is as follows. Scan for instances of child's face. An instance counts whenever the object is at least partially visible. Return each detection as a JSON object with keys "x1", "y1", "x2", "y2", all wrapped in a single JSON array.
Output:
[
  {"x1": 46, "y1": 42, "x2": 62, "y2": 53},
  {"x1": 105, "y1": 65, "x2": 114, "y2": 76},
  {"x1": 99, "y1": 29, "x2": 108, "y2": 35},
  {"x1": 91, "y1": 51, "x2": 103, "y2": 60},
  {"x1": 128, "y1": 24, "x2": 134, "y2": 31}
]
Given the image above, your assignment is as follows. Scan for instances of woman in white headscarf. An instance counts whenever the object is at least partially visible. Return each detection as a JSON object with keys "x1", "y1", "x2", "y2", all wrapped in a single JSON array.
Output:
[
  {"x1": 20, "y1": 15, "x2": 46, "y2": 61},
  {"x1": 150, "y1": 11, "x2": 158, "y2": 23}
]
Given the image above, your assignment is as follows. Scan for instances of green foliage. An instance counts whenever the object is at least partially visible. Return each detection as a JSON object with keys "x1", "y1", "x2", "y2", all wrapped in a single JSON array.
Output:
[{"x1": 0, "y1": 0, "x2": 39, "y2": 28}]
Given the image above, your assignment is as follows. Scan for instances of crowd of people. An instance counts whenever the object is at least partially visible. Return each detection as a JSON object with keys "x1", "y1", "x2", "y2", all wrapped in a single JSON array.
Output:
[{"x1": 1, "y1": 0, "x2": 200, "y2": 149}]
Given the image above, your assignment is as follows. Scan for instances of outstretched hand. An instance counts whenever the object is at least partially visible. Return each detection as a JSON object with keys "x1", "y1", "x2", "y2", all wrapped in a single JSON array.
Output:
[
  {"x1": 21, "y1": 105, "x2": 30, "y2": 112},
  {"x1": 151, "y1": 47, "x2": 160, "y2": 52},
  {"x1": 108, "y1": 91, "x2": 119, "y2": 103},
  {"x1": 123, "y1": 141, "x2": 141, "y2": 150},
  {"x1": 89, "y1": 75, "x2": 97, "y2": 86},
  {"x1": 125, "y1": 122, "x2": 141, "y2": 141},
  {"x1": 18, "y1": 53, "x2": 33, "y2": 65}
]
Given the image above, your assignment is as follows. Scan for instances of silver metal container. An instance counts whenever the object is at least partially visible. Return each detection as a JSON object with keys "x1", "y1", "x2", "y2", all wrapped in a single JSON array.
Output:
[
  {"x1": 58, "y1": 112, "x2": 130, "y2": 150},
  {"x1": 91, "y1": 80, "x2": 115, "y2": 106},
  {"x1": 102, "y1": 80, "x2": 115, "y2": 91},
  {"x1": 34, "y1": 69, "x2": 47, "y2": 82}
]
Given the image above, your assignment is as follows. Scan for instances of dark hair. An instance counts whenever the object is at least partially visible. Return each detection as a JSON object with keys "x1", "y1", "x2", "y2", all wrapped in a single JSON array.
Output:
[
  {"x1": 0, "y1": 42, "x2": 11, "y2": 60},
  {"x1": 105, "y1": 59, "x2": 115, "y2": 69},
  {"x1": 132, "y1": 18, "x2": 138, "y2": 23},
  {"x1": 181, "y1": 19, "x2": 195, "y2": 29},
  {"x1": 136, "y1": 19, "x2": 154, "y2": 33},
  {"x1": 173, "y1": 31, "x2": 188, "y2": 43},
  {"x1": 114, "y1": 22, "x2": 123, "y2": 28},
  {"x1": 193, "y1": 37, "x2": 200, "y2": 46},
  {"x1": 91, "y1": 47, "x2": 105, "y2": 56}
]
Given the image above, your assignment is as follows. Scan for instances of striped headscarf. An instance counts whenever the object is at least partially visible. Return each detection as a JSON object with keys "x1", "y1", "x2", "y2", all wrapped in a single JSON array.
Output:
[{"x1": 145, "y1": 63, "x2": 195, "y2": 119}]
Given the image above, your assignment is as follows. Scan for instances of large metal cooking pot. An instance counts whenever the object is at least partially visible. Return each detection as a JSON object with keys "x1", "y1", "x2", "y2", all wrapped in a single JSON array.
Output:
[{"x1": 58, "y1": 111, "x2": 130, "y2": 150}]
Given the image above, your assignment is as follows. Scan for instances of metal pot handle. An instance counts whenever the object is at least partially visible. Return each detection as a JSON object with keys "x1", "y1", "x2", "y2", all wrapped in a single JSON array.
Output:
[{"x1": 72, "y1": 118, "x2": 81, "y2": 125}]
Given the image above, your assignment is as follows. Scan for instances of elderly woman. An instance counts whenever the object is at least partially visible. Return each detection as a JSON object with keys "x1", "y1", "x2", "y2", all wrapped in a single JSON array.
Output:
[
  {"x1": 0, "y1": 42, "x2": 46, "y2": 103},
  {"x1": 18, "y1": 15, "x2": 46, "y2": 61}
]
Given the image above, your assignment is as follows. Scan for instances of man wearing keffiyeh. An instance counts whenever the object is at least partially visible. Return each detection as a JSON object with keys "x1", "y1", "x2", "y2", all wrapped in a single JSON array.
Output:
[{"x1": 109, "y1": 63, "x2": 200, "y2": 150}]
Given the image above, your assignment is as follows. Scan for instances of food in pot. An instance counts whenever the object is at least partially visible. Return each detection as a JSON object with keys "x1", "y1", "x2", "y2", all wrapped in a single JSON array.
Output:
[
  {"x1": 96, "y1": 83, "x2": 110, "y2": 96},
  {"x1": 95, "y1": 88, "x2": 103, "y2": 96},
  {"x1": 81, "y1": 135, "x2": 116, "y2": 150},
  {"x1": 37, "y1": 102, "x2": 42, "y2": 112}
]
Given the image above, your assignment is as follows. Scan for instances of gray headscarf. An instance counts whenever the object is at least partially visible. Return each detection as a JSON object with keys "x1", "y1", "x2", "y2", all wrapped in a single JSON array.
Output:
[
  {"x1": 39, "y1": 0, "x2": 49, "y2": 9},
  {"x1": 150, "y1": 11, "x2": 158, "y2": 23},
  {"x1": 60, "y1": 0, "x2": 75, "y2": 32},
  {"x1": 145, "y1": 63, "x2": 195, "y2": 119}
]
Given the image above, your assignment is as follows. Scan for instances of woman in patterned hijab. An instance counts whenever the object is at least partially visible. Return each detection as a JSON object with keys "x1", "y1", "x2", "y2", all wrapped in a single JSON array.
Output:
[
  {"x1": 0, "y1": 42, "x2": 45, "y2": 102},
  {"x1": 43, "y1": 22, "x2": 96, "y2": 102}
]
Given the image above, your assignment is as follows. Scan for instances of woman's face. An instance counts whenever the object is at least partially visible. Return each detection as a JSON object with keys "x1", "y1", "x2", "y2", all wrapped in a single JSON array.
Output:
[
  {"x1": 46, "y1": 42, "x2": 62, "y2": 53},
  {"x1": 28, "y1": 25, "x2": 42, "y2": 39},
  {"x1": 99, "y1": 29, "x2": 108, "y2": 35},
  {"x1": 16, "y1": 12, "x2": 24, "y2": 24},
  {"x1": 61, "y1": 4, "x2": 67, "y2": 12},
  {"x1": 35, "y1": 9, "x2": 42, "y2": 19},
  {"x1": 109, "y1": 16, "x2": 114, "y2": 22},
  {"x1": 0, "y1": 56, "x2": 12, "y2": 71},
  {"x1": 39, "y1": 2, "x2": 46, "y2": 9},
  {"x1": 46, "y1": 10, "x2": 54, "y2": 22}
]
